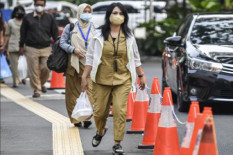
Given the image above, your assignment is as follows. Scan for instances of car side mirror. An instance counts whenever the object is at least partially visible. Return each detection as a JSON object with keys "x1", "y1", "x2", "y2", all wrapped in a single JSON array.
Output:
[{"x1": 164, "y1": 36, "x2": 184, "y2": 47}]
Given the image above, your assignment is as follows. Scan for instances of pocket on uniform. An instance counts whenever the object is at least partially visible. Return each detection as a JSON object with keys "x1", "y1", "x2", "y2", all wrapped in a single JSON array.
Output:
[{"x1": 96, "y1": 65, "x2": 113, "y2": 85}]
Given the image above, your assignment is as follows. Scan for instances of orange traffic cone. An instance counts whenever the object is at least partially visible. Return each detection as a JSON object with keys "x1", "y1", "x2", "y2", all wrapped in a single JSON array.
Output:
[
  {"x1": 153, "y1": 87, "x2": 180, "y2": 155},
  {"x1": 197, "y1": 115, "x2": 218, "y2": 155},
  {"x1": 192, "y1": 107, "x2": 213, "y2": 155},
  {"x1": 127, "y1": 77, "x2": 149, "y2": 134},
  {"x1": 138, "y1": 77, "x2": 161, "y2": 149},
  {"x1": 180, "y1": 101, "x2": 200, "y2": 155},
  {"x1": 189, "y1": 107, "x2": 213, "y2": 155},
  {"x1": 126, "y1": 89, "x2": 135, "y2": 122},
  {"x1": 49, "y1": 71, "x2": 65, "y2": 89},
  {"x1": 189, "y1": 113, "x2": 203, "y2": 155}
]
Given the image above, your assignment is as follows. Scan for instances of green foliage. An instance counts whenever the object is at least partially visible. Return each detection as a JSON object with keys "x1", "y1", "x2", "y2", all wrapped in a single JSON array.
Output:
[
  {"x1": 224, "y1": 0, "x2": 233, "y2": 10},
  {"x1": 138, "y1": 5, "x2": 188, "y2": 56},
  {"x1": 189, "y1": 0, "x2": 222, "y2": 12}
]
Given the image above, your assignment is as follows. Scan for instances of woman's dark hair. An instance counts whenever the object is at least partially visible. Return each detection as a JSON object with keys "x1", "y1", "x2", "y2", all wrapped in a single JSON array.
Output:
[
  {"x1": 34, "y1": 0, "x2": 46, "y2": 4},
  {"x1": 101, "y1": 2, "x2": 131, "y2": 40},
  {"x1": 0, "y1": 11, "x2": 4, "y2": 31},
  {"x1": 11, "y1": 5, "x2": 25, "y2": 19}
]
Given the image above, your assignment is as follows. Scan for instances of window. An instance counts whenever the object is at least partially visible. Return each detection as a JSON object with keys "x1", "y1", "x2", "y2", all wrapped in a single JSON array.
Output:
[
  {"x1": 62, "y1": 6, "x2": 74, "y2": 18},
  {"x1": 176, "y1": 16, "x2": 193, "y2": 38},
  {"x1": 93, "y1": 4, "x2": 139, "y2": 14},
  {"x1": 93, "y1": 5, "x2": 107, "y2": 14},
  {"x1": 190, "y1": 17, "x2": 233, "y2": 45},
  {"x1": 124, "y1": 5, "x2": 139, "y2": 13}
]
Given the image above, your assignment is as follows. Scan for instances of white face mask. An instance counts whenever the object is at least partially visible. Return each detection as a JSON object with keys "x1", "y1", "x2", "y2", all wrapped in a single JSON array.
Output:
[
  {"x1": 35, "y1": 6, "x2": 44, "y2": 13},
  {"x1": 80, "y1": 13, "x2": 92, "y2": 22}
]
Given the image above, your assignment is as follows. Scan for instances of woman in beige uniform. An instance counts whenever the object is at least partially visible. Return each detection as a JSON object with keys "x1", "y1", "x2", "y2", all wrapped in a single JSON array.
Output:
[
  {"x1": 81, "y1": 3, "x2": 145, "y2": 155},
  {"x1": 60, "y1": 3, "x2": 95, "y2": 128}
]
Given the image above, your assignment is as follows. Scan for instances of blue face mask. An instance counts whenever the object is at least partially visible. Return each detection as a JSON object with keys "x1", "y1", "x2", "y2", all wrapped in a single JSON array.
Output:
[{"x1": 80, "y1": 13, "x2": 92, "y2": 21}]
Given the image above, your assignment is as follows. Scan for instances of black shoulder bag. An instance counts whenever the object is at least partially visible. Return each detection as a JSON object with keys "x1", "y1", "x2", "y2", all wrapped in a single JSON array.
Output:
[{"x1": 47, "y1": 23, "x2": 74, "y2": 73}]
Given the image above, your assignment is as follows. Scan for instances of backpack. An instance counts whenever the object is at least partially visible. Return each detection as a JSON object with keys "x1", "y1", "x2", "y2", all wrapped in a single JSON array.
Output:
[{"x1": 47, "y1": 23, "x2": 74, "y2": 73}]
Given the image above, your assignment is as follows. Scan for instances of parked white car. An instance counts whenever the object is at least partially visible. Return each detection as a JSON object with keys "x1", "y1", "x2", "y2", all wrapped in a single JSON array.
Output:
[
  {"x1": 91, "y1": 1, "x2": 167, "y2": 30},
  {"x1": 24, "y1": 1, "x2": 78, "y2": 23}
]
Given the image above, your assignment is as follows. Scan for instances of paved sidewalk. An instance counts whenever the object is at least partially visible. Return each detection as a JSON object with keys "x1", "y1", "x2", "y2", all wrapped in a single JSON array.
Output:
[{"x1": 1, "y1": 77, "x2": 154, "y2": 155}]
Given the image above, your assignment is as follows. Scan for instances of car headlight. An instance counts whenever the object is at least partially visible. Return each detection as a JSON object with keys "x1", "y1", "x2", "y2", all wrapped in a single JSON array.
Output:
[{"x1": 188, "y1": 57, "x2": 223, "y2": 73}]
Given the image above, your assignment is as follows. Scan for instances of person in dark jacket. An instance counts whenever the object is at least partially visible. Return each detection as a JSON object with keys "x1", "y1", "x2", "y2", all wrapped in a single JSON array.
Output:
[{"x1": 19, "y1": 0, "x2": 58, "y2": 98}]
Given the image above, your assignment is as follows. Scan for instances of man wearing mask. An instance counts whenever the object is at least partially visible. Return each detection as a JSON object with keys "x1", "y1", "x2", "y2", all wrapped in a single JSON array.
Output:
[{"x1": 19, "y1": 0, "x2": 58, "y2": 98}]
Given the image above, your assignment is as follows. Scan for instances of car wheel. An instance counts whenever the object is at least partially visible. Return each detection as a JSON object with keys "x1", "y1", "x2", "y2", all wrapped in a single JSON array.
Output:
[{"x1": 177, "y1": 77, "x2": 188, "y2": 112}]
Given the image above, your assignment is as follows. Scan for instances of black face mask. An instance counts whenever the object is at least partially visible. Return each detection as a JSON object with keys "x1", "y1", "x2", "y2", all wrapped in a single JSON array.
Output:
[{"x1": 15, "y1": 13, "x2": 25, "y2": 19}]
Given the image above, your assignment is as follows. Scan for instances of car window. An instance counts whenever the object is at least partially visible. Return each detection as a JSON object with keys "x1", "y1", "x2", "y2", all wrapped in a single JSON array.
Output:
[
  {"x1": 124, "y1": 5, "x2": 139, "y2": 13},
  {"x1": 190, "y1": 17, "x2": 233, "y2": 45},
  {"x1": 62, "y1": 6, "x2": 74, "y2": 18},
  {"x1": 176, "y1": 16, "x2": 193, "y2": 38},
  {"x1": 52, "y1": 12, "x2": 70, "y2": 27},
  {"x1": 154, "y1": 6, "x2": 163, "y2": 13},
  {"x1": 93, "y1": 5, "x2": 107, "y2": 14},
  {"x1": 93, "y1": 4, "x2": 139, "y2": 14}
]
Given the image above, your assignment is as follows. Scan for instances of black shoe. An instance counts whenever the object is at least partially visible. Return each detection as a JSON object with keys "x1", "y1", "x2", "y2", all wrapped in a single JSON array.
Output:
[
  {"x1": 92, "y1": 128, "x2": 108, "y2": 147},
  {"x1": 112, "y1": 144, "x2": 125, "y2": 155},
  {"x1": 42, "y1": 86, "x2": 47, "y2": 93},
  {"x1": 83, "y1": 121, "x2": 92, "y2": 128},
  {"x1": 12, "y1": 85, "x2": 18, "y2": 88},
  {"x1": 32, "y1": 92, "x2": 40, "y2": 98},
  {"x1": 74, "y1": 122, "x2": 82, "y2": 127},
  {"x1": 21, "y1": 79, "x2": 26, "y2": 85}
]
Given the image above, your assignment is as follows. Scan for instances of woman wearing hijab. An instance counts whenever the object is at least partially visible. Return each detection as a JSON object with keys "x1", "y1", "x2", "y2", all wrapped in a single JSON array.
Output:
[
  {"x1": 81, "y1": 2, "x2": 145, "y2": 154},
  {"x1": 60, "y1": 3, "x2": 95, "y2": 128},
  {"x1": 1, "y1": 6, "x2": 26, "y2": 88}
]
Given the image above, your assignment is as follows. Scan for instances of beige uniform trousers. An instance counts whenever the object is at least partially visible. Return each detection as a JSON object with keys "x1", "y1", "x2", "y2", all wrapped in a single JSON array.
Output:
[
  {"x1": 9, "y1": 52, "x2": 20, "y2": 86},
  {"x1": 65, "y1": 63, "x2": 94, "y2": 124},
  {"x1": 93, "y1": 79, "x2": 131, "y2": 141},
  {"x1": 24, "y1": 46, "x2": 51, "y2": 94}
]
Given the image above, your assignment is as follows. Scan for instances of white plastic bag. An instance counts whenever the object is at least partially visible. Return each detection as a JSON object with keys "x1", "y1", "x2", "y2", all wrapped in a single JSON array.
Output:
[
  {"x1": 18, "y1": 56, "x2": 28, "y2": 80},
  {"x1": 71, "y1": 92, "x2": 93, "y2": 121}
]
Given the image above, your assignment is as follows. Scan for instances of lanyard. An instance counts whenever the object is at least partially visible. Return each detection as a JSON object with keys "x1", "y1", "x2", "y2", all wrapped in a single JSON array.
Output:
[
  {"x1": 110, "y1": 32, "x2": 120, "y2": 72},
  {"x1": 77, "y1": 23, "x2": 92, "y2": 49}
]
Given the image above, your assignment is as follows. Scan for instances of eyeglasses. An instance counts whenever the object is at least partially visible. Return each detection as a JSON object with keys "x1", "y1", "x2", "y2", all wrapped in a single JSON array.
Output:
[{"x1": 112, "y1": 11, "x2": 123, "y2": 16}]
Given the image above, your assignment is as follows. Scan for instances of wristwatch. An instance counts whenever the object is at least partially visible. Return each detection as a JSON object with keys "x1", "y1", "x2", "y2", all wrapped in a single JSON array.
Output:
[{"x1": 138, "y1": 74, "x2": 143, "y2": 78}]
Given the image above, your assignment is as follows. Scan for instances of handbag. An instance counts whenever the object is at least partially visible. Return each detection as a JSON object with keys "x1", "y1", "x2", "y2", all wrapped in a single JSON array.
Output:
[
  {"x1": 0, "y1": 54, "x2": 12, "y2": 79},
  {"x1": 47, "y1": 23, "x2": 74, "y2": 73},
  {"x1": 18, "y1": 55, "x2": 28, "y2": 80},
  {"x1": 71, "y1": 92, "x2": 93, "y2": 121}
]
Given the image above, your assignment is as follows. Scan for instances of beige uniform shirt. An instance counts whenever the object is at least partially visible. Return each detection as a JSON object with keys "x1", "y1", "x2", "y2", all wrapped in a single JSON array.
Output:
[
  {"x1": 96, "y1": 31, "x2": 131, "y2": 85},
  {"x1": 5, "y1": 18, "x2": 22, "y2": 52}
]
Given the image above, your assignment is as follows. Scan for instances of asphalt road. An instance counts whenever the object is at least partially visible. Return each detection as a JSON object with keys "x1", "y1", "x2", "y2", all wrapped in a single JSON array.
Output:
[{"x1": 1, "y1": 58, "x2": 233, "y2": 155}]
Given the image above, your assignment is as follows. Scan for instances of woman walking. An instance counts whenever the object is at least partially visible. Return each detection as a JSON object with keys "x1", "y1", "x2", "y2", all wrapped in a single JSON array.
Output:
[
  {"x1": 60, "y1": 3, "x2": 95, "y2": 128},
  {"x1": 1, "y1": 6, "x2": 26, "y2": 87},
  {"x1": 81, "y1": 3, "x2": 145, "y2": 154}
]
